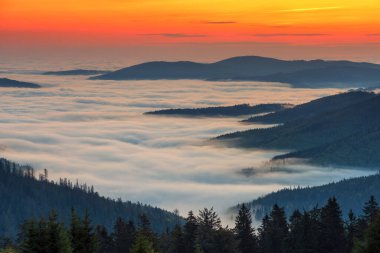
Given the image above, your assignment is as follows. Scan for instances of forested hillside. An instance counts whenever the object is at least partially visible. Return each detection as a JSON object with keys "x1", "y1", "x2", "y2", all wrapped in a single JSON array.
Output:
[
  {"x1": 145, "y1": 103, "x2": 292, "y2": 117},
  {"x1": 217, "y1": 91, "x2": 380, "y2": 167},
  {"x1": 238, "y1": 172, "x2": 380, "y2": 221},
  {"x1": 0, "y1": 158, "x2": 181, "y2": 239}
]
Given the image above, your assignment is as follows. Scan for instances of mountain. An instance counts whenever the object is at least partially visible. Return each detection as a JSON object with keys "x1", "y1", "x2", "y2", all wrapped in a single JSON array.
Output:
[
  {"x1": 246, "y1": 66, "x2": 380, "y2": 88},
  {"x1": 0, "y1": 158, "x2": 181, "y2": 238},
  {"x1": 145, "y1": 103, "x2": 293, "y2": 117},
  {"x1": 91, "y1": 56, "x2": 380, "y2": 88},
  {"x1": 0, "y1": 78, "x2": 40, "y2": 88},
  {"x1": 233, "y1": 172, "x2": 380, "y2": 221},
  {"x1": 43, "y1": 69, "x2": 111, "y2": 76},
  {"x1": 216, "y1": 91, "x2": 380, "y2": 167},
  {"x1": 244, "y1": 90, "x2": 376, "y2": 124},
  {"x1": 273, "y1": 126, "x2": 380, "y2": 167}
]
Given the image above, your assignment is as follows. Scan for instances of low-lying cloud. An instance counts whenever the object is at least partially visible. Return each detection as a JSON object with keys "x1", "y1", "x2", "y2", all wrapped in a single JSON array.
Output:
[{"x1": 0, "y1": 72, "x2": 372, "y2": 223}]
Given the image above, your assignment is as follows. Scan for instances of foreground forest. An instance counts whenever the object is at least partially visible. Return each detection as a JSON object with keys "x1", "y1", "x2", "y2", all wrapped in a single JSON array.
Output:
[
  {"x1": 1, "y1": 158, "x2": 380, "y2": 253},
  {"x1": 0, "y1": 158, "x2": 180, "y2": 238},
  {"x1": 1, "y1": 196, "x2": 380, "y2": 253}
]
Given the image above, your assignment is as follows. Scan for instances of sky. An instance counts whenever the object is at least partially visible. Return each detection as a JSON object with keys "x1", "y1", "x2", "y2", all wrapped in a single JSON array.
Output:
[{"x1": 1, "y1": 0, "x2": 380, "y2": 65}]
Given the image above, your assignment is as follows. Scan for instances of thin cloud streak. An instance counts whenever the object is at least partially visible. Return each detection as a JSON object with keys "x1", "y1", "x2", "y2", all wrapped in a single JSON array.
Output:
[
  {"x1": 139, "y1": 33, "x2": 208, "y2": 38},
  {"x1": 274, "y1": 6, "x2": 342, "y2": 13},
  {"x1": 203, "y1": 21, "x2": 237, "y2": 24},
  {"x1": 252, "y1": 33, "x2": 330, "y2": 37}
]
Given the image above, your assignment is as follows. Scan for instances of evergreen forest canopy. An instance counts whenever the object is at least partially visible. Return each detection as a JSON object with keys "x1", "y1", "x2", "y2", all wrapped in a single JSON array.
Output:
[
  {"x1": 1, "y1": 195, "x2": 380, "y2": 253},
  {"x1": 0, "y1": 158, "x2": 181, "y2": 239},
  {"x1": 216, "y1": 90, "x2": 380, "y2": 168}
]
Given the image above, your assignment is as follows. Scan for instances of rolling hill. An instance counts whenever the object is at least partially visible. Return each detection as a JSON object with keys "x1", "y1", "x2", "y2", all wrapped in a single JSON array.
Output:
[
  {"x1": 233, "y1": 172, "x2": 380, "y2": 221},
  {"x1": 0, "y1": 78, "x2": 41, "y2": 88},
  {"x1": 145, "y1": 103, "x2": 292, "y2": 117},
  {"x1": 217, "y1": 91, "x2": 380, "y2": 167},
  {"x1": 43, "y1": 69, "x2": 111, "y2": 76},
  {"x1": 91, "y1": 56, "x2": 380, "y2": 88}
]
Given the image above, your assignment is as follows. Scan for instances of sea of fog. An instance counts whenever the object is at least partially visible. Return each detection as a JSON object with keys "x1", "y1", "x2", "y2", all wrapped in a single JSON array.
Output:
[{"x1": 0, "y1": 71, "x2": 375, "y2": 222}]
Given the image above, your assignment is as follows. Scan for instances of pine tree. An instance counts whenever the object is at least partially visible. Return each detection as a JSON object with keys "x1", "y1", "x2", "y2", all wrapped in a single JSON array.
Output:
[
  {"x1": 70, "y1": 208, "x2": 83, "y2": 253},
  {"x1": 258, "y1": 214, "x2": 271, "y2": 253},
  {"x1": 363, "y1": 196, "x2": 379, "y2": 225},
  {"x1": 131, "y1": 233, "x2": 156, "y2": 253},
  {"x1": 319, "y1": 197, "x2": 345, "y2": 253},
  {"x1": 286, "y1": 209, "x2": 303, "y2": 253},
  {"x1": 112, "y1": 217, "x2": 135, "y2": 253},
  {"x1": 183, "y1": 211, "x2": 198, "y2": 253},
  {"x1": 95, "y1": 225, "x2": 113, "y2": 253},
  {"x1": 196, "y1": 207, "x2": 221, "y2": 253},
  {"x1": 269, "y1": 204, "x2": 288, "y2": 253},
  {"x1": 362, "y1": 214, "x2": 380, "y2": 253},
  {"x1": 346, "y1": 210, "x2": 359, "y2": 253},
  {"x1": 234, "y1": 204, "x2": 257, "y2": 253},
  {"x1": 137, "y1": 214, "x2": 158, "y2": 252},
  {"x1": 168, "y1": 224, "x2": 186, "y2": 253},
  {"x1": 46, "y1": 210, "x2": 72, "y2": 253},
  {"x1": 81, "y1": 210, "x2": 98, "y2": 253}
]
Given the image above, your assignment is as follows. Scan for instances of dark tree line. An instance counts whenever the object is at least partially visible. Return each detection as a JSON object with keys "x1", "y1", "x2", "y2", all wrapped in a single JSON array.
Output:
[
  {"x1": 1, "y1": 196, "x2": 380, "y2": 253},
  {"x1": 0, "y1": 158, "x2": 180, "y2": 238}
]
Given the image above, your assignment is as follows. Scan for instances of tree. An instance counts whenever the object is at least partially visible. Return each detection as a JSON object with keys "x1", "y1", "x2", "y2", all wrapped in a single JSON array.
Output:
[
  {"x1": 196, "y1": 207, "x2": 222, "y2": 253},
  {"x1": 234, "y1": 204, "x2": 257, "y2": 253},
  {"x1": 346, "y1": 210, "x2": 360, "y2": 253},
  {"x1": 168, "y1": 224, "x2": 186, "y2": 253},
  {"x1": 269, "y1": 204, "x2": 288, "y2": 253},
  {"x1": 112, "y1": 217, "x2": 135, "y2": 253},
  {"x1": 319, "y1": 197, "x2": 345, "y2": 253},
  {"x1": 363, "y1": 214, "x2": 380, "y2": 253},
  {"x1": 183, "y1": 211, "x2": 198, "y2": 253},
  {"x1": 46, "y1": 210, "x2": 72, "y2": 253},
  {"x1": 131, "y1": 233, "x2": 156, "y2": 253},
  {"x1": 95, "y1": 226, "x2": 113, "y2": 253},
  {"x1": 69, "y1": 209, "x2": 97, "y2": 253},
  {"x1": 136, "y1": 214, "x2": 158, "y2": 252},
  {"x1": 363, "y1": 196, "x2": 379, "y2": 225}
]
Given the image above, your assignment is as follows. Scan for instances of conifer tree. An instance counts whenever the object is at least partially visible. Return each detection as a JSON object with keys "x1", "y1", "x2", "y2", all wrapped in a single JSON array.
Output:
[
  {"x1": 363, "y1": 196, "x2": 379, "y2": 225},
  {"x1": 168, "y1": 224, "x2": 185, "y2": 253},
  {"x1": 184, "y1": 211, "x2": 198, "y2": 253},
  {"x1": 46, "y1": 210, "x2": 72, "y2": 253},
  {"x1": 234, "y1": 204, "x2": 257, "y2": 253},
  {"x1": 112, "y1": 217, "x2": 135, "y2": 253},
  {"x1": 319, "y1": 197, "x2": 345, "y2": 253},
  {"x1": 131, "y1": 233, "x2": 156, "y2": 253},
  {"x1": 362, "y1": 214, "x2": 380, "y2": 253}
]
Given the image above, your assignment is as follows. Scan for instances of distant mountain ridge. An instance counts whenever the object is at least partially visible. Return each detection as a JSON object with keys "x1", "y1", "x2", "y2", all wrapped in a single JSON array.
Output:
[
  {"x1": 0, "y1": 77, "x2": 41, "y2": 88},
  {"x1": 91, "y1": 56, "x2": 380, "y2": 88},
  {"x1": 43, "y1": 69, "x2": 111, "y2": 76},
  {"x1": 145, "y1": 103, "x2": 293, "y2": 117}
]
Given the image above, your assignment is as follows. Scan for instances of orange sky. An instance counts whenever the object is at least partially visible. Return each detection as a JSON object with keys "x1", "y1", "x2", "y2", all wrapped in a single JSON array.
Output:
[{"x1": 1, "y1": 0, "x2": 380, "y2": 63}]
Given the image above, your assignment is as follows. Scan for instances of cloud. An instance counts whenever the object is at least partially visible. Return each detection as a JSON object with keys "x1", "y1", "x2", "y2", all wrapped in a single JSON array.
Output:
[
  {"x1": 367, "y1": 34, "x2": 380, "y2": 36},
  {"x1": 274, "y1": 6, "x2": 342, "y2": 13},
  {"x1": 0, "y1": 72, "x2": 370, "y2": 224},
  {"x1": 252, "y1": 33, "x2": 330, "y2": 37},
  {"x1": 203, "y1": 21, "x2": 236, "y2": 24},
  {"x1": 139, "y1": 33, "x2": 208, "y2": 38}
]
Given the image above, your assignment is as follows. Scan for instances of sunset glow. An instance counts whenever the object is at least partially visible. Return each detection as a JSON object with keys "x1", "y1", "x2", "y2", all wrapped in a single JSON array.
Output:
[{"x1": 1, "y1": 0, "x2": 380, "y2": 46}]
